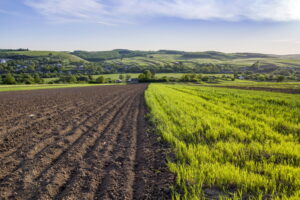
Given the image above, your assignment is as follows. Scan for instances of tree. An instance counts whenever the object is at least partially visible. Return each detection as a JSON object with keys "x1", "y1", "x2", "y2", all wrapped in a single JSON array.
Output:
[
  {"x1": 180, "y1": 74, "x2": 190, "y2": 81},
  {"x1": 69, "y1": 75, "x2": 77, "y2": 83},
  {"x1": 197, "y1": 74, "x2": 203, "y2": 80},
  {"x1": 268, "y1": 74, "x2": 274, "y2": 81},
  {"x1": 77, "y1": 76, "x2": 89, "y2": 82},
  {"x1": 96, "y1": 76, "x2": 105, "y2": 83},
  {"x1": 276, "y1": 75, "x2": 285, "y2": 82},
  {"x1": 4, "y1": 73, "x2": 16, "y2": 84},
  {"x1": 28, "y1": 64, "x2": 36, "y2": 73},
  {"x1": 161, "y1": 76, "x2": 170, "y2": 82},
  {"x1": 201, "y1": 76, "x2": 209, "y2": 82},
  {"x1": 24, "y1": 74, "x2": 35, "y2": 84},
  {"x1": 138, "y1": 74, "x2": 145, "y2": 80},
  {"x1": 88, "y1": 75, "x2": 94, "y2": 82},
  {"x1": 144, "y1": 70, "x2": 153, "y2": 80},
  {"x1": 138, "y1": 70, "x2": 154, "y2": 82},
  {"x1": 33, "y1": 74, "x2": 44, "y2": 84},
  {"x1": 151, "y1": 71, "x2": 156, "y2": 79},
  {"x1": 119, "y1": 74, "x2": 124, "y2": 80},
  {"x1": 233, "y1": 72, "x2": 239, "y2": 79},
  {"x1": 258, "y1": 74, "x2": 266, "y2": 81},
  {"x1": 190, "y1": 73, "x2": 196, "y2": 80},
  {"x1": 126, "y1": 74, "x2": 131, "y2": 81}
]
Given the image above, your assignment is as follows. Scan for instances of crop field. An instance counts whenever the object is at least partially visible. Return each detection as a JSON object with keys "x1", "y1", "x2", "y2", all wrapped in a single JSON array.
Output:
[
  {"x1": 1, "y1": 82, "x2": 299, "y2": 200},
  {"x1": 145, "y1": 84, "x2": 300, "y2": 199},
  {"x1": 211, "y1": 80, "x2": 300, "y2": 89},
  {"x1": 0, "y1": 84, "x2": 172, "y2": 199},
  {"x1": 208, "y1": 80, "x2": 300, "y2": 94}
]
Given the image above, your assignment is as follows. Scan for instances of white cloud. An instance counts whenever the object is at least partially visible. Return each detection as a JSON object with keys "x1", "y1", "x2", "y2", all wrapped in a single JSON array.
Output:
[{"x1": 24, "y1": 0, "x2": 300, "y2": 24}]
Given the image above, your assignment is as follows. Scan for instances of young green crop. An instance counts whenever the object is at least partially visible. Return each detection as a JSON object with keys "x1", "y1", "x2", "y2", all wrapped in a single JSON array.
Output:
[
  {"x1": 145, "y1": 83, "x2": 300, "y2": 199},
  {"x1": 207, "y1": 80, "x2": 300, "y2": 90}
]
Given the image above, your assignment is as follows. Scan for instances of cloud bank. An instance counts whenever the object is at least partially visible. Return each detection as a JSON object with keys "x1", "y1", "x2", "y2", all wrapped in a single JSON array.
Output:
[{"x1": 25, "y1": 0, "x2": 300, "y2": 24}]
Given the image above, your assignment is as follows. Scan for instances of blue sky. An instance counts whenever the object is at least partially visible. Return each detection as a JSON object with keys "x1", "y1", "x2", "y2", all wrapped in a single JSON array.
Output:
[{"x1": 1, "y1": 0, "x2": 300, "y2": 54}]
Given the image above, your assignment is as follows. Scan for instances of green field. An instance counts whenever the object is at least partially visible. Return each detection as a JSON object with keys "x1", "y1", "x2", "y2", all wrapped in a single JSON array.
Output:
[
  {"x1": 208, "y1": 80, "x2": 300, "y2": 89},
  {"x1": 0, "y1": 83, "x2": 115, "y2": 92},
  {"x1": 145, "y1": 84, "x2": 300, "y2": 199}
]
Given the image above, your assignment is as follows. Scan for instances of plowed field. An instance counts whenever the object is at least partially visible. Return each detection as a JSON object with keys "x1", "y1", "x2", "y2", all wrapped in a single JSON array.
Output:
[{"x1": 0, "y1": 84, "x2": 172, "y2": 200}]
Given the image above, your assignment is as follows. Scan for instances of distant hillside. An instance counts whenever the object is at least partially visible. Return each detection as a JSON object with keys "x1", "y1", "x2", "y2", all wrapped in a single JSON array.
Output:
[
  {"x1": 72, "y1": 49, "x2": 274, "y2": 61},
  {"x1": 179, "y1": 51, "x2": 273, "y2": 60},
  {"x1": 158, "y1": 50, "x2": 185, "y2": 54},
  {"x1": 1, "y1": 49, "x2": 300, "y2": 76},
  {"x1": 71, "y1": 49, "x2": 154, "y2": 62},
  {"x1": 96, "y1": 49, "x2": 300, "y2": 74},
  {"x1": 0, "y1": 50, "x2": 86, "y2": 63},
  {"x1": 231, "y1": 52, "x2": 273, "y2": 59},
  {"x1": 278, "y1": 54, "x2": 300, "y2": 60}
]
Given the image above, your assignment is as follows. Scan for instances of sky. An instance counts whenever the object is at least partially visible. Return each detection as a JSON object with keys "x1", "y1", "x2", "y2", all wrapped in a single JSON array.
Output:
[{"x1": 1, "y1": 0, "x2": 300, "y2": 54}]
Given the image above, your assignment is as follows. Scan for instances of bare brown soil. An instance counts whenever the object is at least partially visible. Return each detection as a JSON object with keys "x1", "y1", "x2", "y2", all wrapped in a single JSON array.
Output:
[
  {"x1": 208, "y1": 85, "x2": 300, "y2": 94},
  {"x1": 0, "y1": 84, "x2": 173, "y2": 200}
]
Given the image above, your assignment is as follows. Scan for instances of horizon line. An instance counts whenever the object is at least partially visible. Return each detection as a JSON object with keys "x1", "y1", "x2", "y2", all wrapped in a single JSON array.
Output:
[{"x1": 1, "y1": 47, "x2": 299, "y2": 56}]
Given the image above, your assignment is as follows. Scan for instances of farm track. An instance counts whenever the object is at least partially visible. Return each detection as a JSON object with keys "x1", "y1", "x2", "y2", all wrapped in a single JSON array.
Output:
[{"x1": 0, "y1": 84, "x2": 173, "y2": 200}]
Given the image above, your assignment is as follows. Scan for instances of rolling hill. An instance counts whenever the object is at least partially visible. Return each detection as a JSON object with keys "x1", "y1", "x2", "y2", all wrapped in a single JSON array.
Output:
[
  {"x1": 0, "y1": 50, "x2": 86, "y2": 63},
  {"x1": 1, "y1": 49, "x2": 300, "y2": 74}
]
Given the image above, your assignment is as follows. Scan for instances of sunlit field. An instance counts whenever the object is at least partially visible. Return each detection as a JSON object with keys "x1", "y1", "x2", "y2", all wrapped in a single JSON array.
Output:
[
  {"x1": 146, "y1": 84, "x2": 300, "y2": 199},
  {"x1": 209, "y1": 80, "x2": 300, "y2": 90}
]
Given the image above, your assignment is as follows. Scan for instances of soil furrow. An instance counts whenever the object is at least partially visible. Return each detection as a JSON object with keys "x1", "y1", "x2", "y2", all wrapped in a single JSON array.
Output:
[
  {"x1": 31, "y1": 93, "x2": 135, "y2": 200},
  {"x1": 0, "y1": 90, "x2": 122, "y2": 155},
  {"x1": 0, "y1": 93, "x2": 131, "y2": 199},
  {"x1": 54, "y1": 93, "x2": 139, "y2": 200},
  {"x1": 132, "y1": 93, "x2": 175, "y2": 200},
  {"x1": 95, "y1": 93, "x2": 140, "y2": 200},
  {"x1": 0, "y1": 86, "x2": 128, "y2": 135},
  {"x1": 0, "y1": 84, "x2": 173, "y2": 200},
  {"x1": 0, "y1": 93, "x2": 122, "y2": 179}
]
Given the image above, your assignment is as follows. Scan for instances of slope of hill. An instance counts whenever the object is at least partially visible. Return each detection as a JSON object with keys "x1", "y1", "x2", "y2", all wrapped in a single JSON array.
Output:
[
  {"x1": 96, "y1": 50, "x2": 300, "y2": 74},
  {"x1": 0, "y1": 50, "x2": 86, "y2": 63},
  {"x1": 278, "y1": 54, "x2": 300, "y2": 60},
  {"x1": 72, "y1": 50, "x2": 275, "y2": 61},
  {"x1": 71, "y1": 49, "x2": 154, "y2": 62},
  {"x1": 1, "y1": 49, "x2": 300, "y2": 75},
  {"x1": 179, "y1": 51, "x2": 273, "y2": 60}
]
